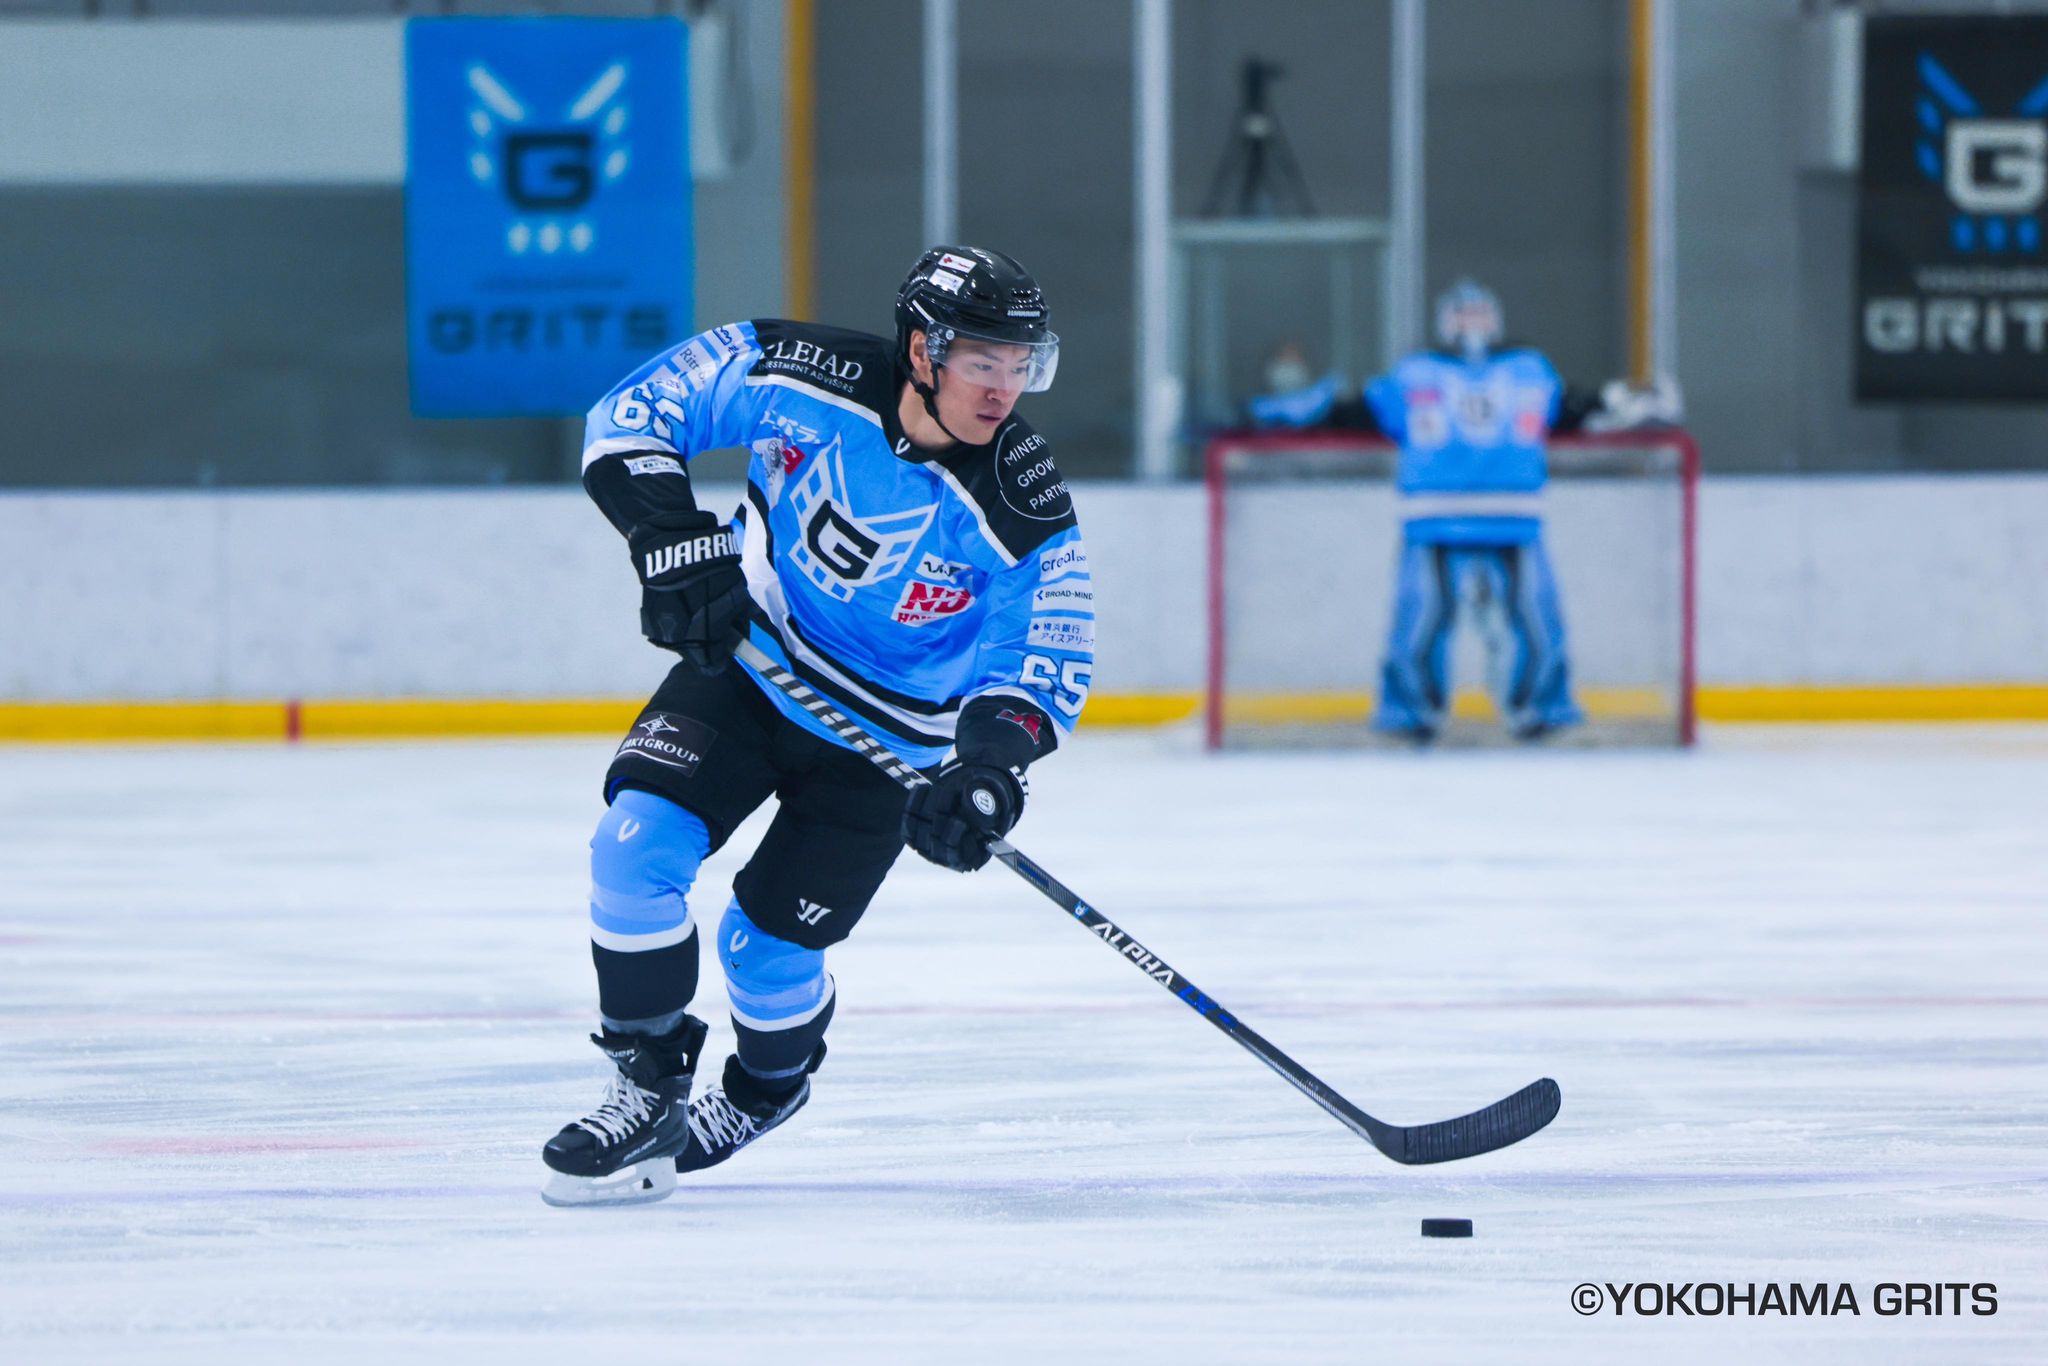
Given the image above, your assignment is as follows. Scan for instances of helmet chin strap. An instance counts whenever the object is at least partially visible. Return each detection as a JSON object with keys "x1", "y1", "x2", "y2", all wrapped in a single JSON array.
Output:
[{"x1": 910, "y1": 363, "x2": 973, "y2": 447}]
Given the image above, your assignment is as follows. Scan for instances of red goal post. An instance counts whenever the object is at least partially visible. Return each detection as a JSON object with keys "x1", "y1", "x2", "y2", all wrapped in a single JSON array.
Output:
[{"x1": 1203, "y1": 429, "x2": 1699, "y2": 749}]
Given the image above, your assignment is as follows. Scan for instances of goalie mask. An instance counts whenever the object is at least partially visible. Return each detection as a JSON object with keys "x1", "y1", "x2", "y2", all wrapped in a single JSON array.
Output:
[
  {"x1": 1435, "y1": 279, "x2": 1503, "y2": 361},
  {"x1": 895, "y1": 246, "x2": 1060, "y2": 396}
]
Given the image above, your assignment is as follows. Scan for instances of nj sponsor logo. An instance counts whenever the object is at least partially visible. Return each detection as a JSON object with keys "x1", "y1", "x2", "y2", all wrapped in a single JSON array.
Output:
[{"x1": 893, "y1": 579, "x2": 976, "y2": 625}]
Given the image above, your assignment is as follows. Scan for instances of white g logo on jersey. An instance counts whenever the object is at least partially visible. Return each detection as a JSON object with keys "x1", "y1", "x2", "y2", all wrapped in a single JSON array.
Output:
[{"x1": 785, "y1": 435, "x2": 938, "y2": 601}]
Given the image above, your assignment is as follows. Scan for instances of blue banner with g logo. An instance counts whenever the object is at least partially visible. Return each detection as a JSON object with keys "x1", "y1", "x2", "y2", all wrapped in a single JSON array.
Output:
[{"x1": 406, "y1": 18, "x2": 692, "y2": 417}]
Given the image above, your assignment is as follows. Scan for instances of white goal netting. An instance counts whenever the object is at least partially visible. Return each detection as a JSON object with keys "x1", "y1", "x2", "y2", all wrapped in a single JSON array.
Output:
[{"x1": 1204, "y1": 431, "x2": 1698, "y2": 748}]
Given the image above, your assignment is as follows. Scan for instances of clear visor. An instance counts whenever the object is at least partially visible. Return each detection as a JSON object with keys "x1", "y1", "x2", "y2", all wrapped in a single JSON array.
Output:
[{"x1": 927, "y1": 326, "x2": 1060, "y2": 394}]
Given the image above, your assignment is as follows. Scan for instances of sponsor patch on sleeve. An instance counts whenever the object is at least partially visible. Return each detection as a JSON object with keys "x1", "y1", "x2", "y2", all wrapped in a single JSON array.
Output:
[
  {"x1": 624, "y1": 454, "x2": 685, "y2": 477},
  {"x1": 672, "y1": 326, "x2": 743, "y2": 392},
  {"x1": 1026, "y1": 616, "x2": 1095, "y2": 650},
  {"x1": 1037, "y1": 542, "x2": 1089, "y2": 583},
  {"x1": 1031, "y1": 582, "x2": 1093, "y2": 612}
]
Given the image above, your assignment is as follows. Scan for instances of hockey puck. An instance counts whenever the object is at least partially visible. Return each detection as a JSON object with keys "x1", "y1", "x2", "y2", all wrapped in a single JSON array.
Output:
[{"x1": 1420, "y1": 1218, "x2": 1473, "y2": 1238}]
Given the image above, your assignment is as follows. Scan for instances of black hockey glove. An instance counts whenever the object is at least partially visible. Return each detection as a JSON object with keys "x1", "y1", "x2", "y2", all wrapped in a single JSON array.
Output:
[
  {"x1": 902, "y1": 696, "x2": 1056, "y2": 872},
  {"x1": 627, "y1": 510, "x2": 750, "y2": 672},
  {"x1": 903, "y1": 761, "x2": 1026, "y2": 873}
]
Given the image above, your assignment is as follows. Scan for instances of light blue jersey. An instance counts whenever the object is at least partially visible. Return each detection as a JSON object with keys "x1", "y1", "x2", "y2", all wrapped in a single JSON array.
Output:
[
  {"x1": 582, "y1": 319, "x2": 1092, "y2": 768},
  {"x1": 1363, "y1": 348, "x2": 1563, "y2": 546}
]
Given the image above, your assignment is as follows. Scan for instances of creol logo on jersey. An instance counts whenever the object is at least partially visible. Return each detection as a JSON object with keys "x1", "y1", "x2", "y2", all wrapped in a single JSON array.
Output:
[
  {"x1": 1916, "y1": 53, "x2": 2048, "y2": 252},
  {"x1": 464, "y1": 60, "x2": 633, "y2": 257},
  {"x1": 1038, "y1": 542, "x2": 1088, "y2": 582},
  {"x1": 786, "y1": 434, "x2": 939, "y2": 601},
  {"x1": 892, "y1": 579, "x2": 976, "y2": 626}
]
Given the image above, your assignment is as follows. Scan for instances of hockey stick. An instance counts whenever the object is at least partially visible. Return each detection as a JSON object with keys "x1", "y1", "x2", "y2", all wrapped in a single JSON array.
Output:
[{"x1": 734, "y1": 637, "x2": 1560, "y2": 1164}]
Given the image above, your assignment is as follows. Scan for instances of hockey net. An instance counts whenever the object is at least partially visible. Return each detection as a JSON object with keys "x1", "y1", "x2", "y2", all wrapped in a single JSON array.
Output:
[{"x1": 1204, "y1": 430, "x2": 1698, "y2": 748}]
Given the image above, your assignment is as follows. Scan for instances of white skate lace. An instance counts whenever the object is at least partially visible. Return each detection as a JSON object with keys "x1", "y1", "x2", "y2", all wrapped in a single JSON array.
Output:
[
  {"x1": 574, "y1": 1071, "x2": 658, "y2": 1146},
  {"x1": 686, "y1": 1091, "x2": 755, "y2": 1151}
]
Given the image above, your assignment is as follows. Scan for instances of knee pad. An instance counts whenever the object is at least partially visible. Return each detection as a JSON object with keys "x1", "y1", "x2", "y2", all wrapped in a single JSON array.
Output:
[
  {"x1": 588, "y1": 788, "x2": 711, "y2": 952},
  {"x1": 718, "y1": 900, "x2": 834, "y2": 1032}
]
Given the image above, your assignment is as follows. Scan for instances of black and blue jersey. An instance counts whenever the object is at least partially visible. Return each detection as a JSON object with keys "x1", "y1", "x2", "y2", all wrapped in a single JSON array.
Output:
[{"x1": 581, "y1": 319, "x2": 1093, "y2": 768}]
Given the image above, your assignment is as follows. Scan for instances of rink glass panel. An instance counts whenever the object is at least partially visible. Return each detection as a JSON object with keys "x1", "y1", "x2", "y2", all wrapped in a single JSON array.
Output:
[{"x1": 1204, "y1": 432, "x2": 1699, "y2": 748}]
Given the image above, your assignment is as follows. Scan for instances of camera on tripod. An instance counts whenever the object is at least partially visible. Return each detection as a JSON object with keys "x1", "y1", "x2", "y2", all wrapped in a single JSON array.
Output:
[{"x1": 1204, "y1": 56, "x2": 1316, "y2": 219}]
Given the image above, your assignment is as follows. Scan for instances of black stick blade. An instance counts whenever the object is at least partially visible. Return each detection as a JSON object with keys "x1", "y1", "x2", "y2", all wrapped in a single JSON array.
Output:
[{"x1": 1382, "y1": 1078, "x2": 1561, "y2": 1165}]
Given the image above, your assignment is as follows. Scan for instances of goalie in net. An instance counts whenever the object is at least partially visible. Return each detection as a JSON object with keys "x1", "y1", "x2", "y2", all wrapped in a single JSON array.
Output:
[{"x1": 1216, "y1": 279, "x2": 1690, "y2": 748}]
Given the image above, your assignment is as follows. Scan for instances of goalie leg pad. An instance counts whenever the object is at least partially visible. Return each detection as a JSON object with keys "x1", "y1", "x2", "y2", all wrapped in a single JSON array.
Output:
[
  {"x1": 718, "y1": 899, "x2": 837, "y2": 1083},
  {"x1": 1493, "y1": 541, "x2": 1582, "y2": 735},
  {"x1": 589, "y1": 788, "x2": 711, "y2": 1034},
  {"x1": 1374, "y1": 541, "x2": 1455, "y2": 736}
]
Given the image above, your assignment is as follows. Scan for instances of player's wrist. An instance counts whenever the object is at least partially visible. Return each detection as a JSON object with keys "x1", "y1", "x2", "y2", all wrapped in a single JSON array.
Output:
[
  {"x1": 628, "y1": 510, "x2": 737, "y2": 588},
  {"x1": 955, "y1": 696, "x2": 1055, "y2": 772}
]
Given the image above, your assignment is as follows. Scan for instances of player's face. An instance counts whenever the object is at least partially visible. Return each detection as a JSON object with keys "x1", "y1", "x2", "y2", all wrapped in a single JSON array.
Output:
[{"x1": 935, "y1": 339, "x2": 1032, "y2": 443}]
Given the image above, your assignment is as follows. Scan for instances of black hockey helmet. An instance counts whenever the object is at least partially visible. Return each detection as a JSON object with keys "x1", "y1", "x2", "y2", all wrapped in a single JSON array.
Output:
[{"x1": 895, "y1": 245, "x2": 1059, "y2": 393}]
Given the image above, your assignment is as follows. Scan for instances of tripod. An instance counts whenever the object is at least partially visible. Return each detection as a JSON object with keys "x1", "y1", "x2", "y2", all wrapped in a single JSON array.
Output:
[{"x1": 1203, "y1": 57, "x2": 1317, "y2": 218}]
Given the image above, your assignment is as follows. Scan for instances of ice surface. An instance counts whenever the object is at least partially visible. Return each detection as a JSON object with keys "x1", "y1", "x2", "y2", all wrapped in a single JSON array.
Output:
[{"x1": 1, "y1": 725, "x2": 2045, "y2": 1363}]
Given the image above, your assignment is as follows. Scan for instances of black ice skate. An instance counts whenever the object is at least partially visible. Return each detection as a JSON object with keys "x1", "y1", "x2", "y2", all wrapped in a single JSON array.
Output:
[
  {"x1": 541, "y1": 1016, "x2": 708, "y2": 1207},
  {"x1": 674, "y1": 1046, "x2": 824, "y2": 1175}
]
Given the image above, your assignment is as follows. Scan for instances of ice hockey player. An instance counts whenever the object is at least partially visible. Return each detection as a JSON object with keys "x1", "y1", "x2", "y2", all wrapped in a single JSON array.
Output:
[
  {"x1": 540, "y1": 247, "x2": 1093, "y2": 1206},
  {"x1": 1252, "y1": 279, "x2": 1677, "y2": 742}
]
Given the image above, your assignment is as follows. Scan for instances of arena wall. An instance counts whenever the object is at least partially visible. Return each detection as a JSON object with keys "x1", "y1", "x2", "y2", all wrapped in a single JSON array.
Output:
[{"x1": 4, "y1": 475, "x2": 2045, "y2": 734}]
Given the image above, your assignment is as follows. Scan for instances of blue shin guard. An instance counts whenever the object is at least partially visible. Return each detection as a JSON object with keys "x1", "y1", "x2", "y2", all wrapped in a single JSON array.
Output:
[
  {"x1": 588, "y1": 788, "x2": 711, "y2": 1035},
  {"x1": 718, "y1": 900, "x2": 835, "y2": 1084}
]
